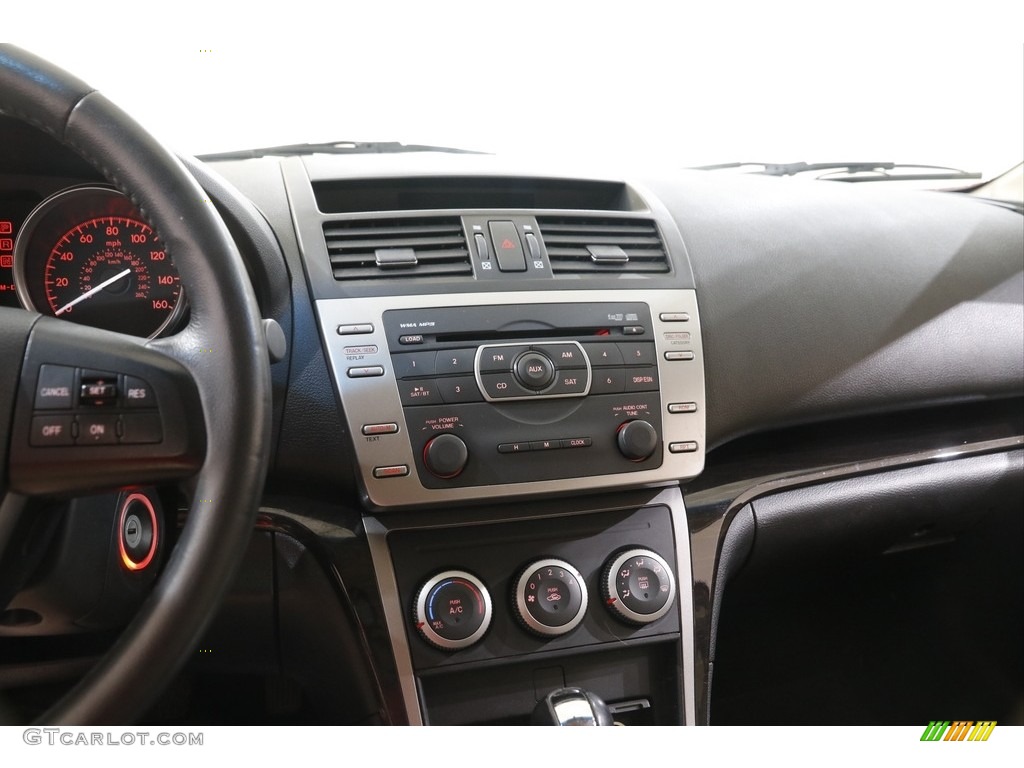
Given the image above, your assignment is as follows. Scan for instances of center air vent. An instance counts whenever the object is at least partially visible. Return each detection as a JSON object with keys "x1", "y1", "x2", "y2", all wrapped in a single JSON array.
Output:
[
  {"x1": 536, "y1": 217, "x2": 670, "y2": 275},
  {"x1": 323, "y1": 217, "x2": 471, "y2": 281}
]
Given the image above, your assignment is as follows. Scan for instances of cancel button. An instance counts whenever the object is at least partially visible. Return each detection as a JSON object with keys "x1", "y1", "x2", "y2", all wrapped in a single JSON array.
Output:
[{"x1": 35, "y1": 364, "x2": 75, "y2": 410}]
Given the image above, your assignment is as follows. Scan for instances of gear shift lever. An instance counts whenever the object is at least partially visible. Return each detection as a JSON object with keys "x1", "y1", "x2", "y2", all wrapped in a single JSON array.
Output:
[{"x1": 531, "y1": 687, "x2": 615, "y2": 726}]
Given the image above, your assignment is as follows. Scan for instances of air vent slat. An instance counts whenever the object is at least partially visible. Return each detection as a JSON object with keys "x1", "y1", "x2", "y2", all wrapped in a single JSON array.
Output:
[
  {"x1": 542, "y1": 234, "x2": 663, "y2": 247},
  {"x1": 537, "y1": 216, "x2": 670, "y2": 275},
  {"x1": 323, "y1": 216, "x2": 471, "y2": 282},
  {"x1": 537, "y1": 223, "x2": 657, "y2": 236},
  {"x1": 327, "y1": 235, "x2": 465, "y2": 250},
  {"x1": 323, "y1": 223, "x2": 458, "y2": 238}
]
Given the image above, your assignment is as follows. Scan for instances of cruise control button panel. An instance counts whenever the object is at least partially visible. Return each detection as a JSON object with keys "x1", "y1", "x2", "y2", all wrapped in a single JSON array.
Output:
[{"x1": 26, "y1": 367, "x2": 163, "y2": 447}]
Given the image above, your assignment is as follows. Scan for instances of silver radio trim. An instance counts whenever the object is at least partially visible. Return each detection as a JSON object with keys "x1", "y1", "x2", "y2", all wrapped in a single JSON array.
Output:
[
  {"x1": 315, "y1": 289, "x2": 706, "y2": 509},
  {"x1": 473, "y1": 341, "x2": 592, "y2": 402}
]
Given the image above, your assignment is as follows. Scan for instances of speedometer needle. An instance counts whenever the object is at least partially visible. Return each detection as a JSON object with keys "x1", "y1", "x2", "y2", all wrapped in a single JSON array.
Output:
[{"x1": 55, "y1": 268, "x2": 132, "y2": 316}]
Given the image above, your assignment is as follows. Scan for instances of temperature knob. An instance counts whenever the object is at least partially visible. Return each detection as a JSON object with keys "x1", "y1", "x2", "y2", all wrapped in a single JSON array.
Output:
[
  {"x1": 514, "y1": 558, "x2": 588, "y2": 637},
  {"x1": 602, "y1": 548, "x2": 676, "y2": 625},
  {"x1": 413, "y1": 570, "x2": 492, "y2": 651}
]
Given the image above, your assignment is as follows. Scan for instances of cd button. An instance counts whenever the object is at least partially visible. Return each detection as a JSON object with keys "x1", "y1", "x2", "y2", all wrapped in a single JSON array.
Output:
[
  {"x1": 480, "y1": 372, "x2": 532, "y2": 400},
  {"x1": 659, "y1": 312, "x2": 690, "y2": 322}
]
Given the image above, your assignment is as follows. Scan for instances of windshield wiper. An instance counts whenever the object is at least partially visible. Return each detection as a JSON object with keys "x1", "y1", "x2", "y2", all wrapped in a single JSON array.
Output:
[
  {"x1": 691, "y1": 161, "x2": 982, "y2": 183},
  {"x1": 197, "y1": 140, "x2": 488, "y2": 161}
]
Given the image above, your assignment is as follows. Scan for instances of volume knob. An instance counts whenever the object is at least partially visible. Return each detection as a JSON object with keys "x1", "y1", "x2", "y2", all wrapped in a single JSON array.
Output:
[{"x1": 423, "y1": 433, "x2": 469, "y2": 478}]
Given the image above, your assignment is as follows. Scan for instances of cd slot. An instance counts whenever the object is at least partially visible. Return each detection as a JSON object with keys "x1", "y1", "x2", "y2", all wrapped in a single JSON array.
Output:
[{"x1": 435, "y1": 327, "x2": 615, "y2": 344}]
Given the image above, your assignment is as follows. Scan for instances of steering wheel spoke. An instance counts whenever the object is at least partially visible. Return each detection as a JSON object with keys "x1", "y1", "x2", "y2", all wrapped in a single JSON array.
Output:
[{"x1": 4, "y1": 310, "x2": 205, "y2": 497}]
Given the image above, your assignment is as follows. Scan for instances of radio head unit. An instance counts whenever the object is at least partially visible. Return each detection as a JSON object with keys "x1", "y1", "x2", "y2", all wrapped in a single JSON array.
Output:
[{"x1": 316, "y1": 289, "x2": 705, "y2": 509}]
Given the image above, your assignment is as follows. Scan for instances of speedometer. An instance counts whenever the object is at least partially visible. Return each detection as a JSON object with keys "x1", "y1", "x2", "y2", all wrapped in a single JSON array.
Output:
[{"x1": 14, "y1": 187, "x2": 184, "y2": 338}]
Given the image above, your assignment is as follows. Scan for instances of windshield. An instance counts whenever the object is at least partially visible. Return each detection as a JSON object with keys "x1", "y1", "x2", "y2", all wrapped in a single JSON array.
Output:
[{"x1": 12, "y1": 6, "x2": 1024, "y2": 184}]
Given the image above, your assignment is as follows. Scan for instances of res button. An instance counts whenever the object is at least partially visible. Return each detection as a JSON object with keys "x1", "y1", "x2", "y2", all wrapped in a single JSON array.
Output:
[{"x1": 123, "y1": 376, "x2": 156, "y2": 408}]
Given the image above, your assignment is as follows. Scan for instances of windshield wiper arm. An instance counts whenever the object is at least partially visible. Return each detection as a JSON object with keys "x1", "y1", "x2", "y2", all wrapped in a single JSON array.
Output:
[
  {"x1": 197, "y1": 140, "x2": 488, "y2": 161},
  {"x1": 691, "y1": 161, "x2": 982, "y2": 182}
]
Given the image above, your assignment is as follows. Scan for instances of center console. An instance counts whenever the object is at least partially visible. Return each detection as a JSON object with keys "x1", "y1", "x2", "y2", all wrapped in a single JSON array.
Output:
[{"x1": 284, "y1": 157, "x2": 705, "y2": 724}]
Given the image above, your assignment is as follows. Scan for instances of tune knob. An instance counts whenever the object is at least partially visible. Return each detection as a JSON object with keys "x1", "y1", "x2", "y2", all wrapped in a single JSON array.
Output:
[
  {"x1": 413, "y1": 570, "x2": 492, "y2": 650},
  {"x1": 423, "y1": 433, "x2": 469, "y2": 478},
  {"x1": 616, "y1": 419, "x2": 658, "y2": 461},
  {"x1": 513, "y1": 558, "x2": 588, "y2": 637},
  {"x1": 602, "y1": 548, "x2": 676, "y2": 625}
]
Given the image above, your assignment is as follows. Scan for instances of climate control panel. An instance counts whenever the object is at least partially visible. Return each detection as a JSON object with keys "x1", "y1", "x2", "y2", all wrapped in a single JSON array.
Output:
[{"x1": 411, "y1": 546, "x2": 676, "y2": 652}]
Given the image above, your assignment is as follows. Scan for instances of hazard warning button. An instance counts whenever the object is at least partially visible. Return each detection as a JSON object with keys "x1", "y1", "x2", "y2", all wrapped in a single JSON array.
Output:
[{"x1": 488, "y1": 220, "x2": 527, "y2": 272}]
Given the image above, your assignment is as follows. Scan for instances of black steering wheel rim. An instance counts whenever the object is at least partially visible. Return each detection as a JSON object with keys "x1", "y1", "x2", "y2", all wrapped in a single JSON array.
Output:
[{"x1": 0, "y1": 45, "x2": 271, "y2": 723}]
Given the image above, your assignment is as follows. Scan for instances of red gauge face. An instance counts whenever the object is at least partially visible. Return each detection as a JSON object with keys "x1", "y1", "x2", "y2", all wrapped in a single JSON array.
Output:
[{"x1": 42, "y1": 215, "x2": 181, "y2": 337}]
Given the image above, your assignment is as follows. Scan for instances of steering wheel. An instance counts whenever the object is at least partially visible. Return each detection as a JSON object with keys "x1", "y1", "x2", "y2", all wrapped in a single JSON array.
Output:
[{"x1": 0, "y1": 46, "x2": 271, "y2": 723}]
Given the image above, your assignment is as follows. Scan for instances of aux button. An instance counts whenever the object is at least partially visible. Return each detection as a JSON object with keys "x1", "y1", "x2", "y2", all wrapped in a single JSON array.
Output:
[{"x1": 513, "y1": 351, "x2": 555, "y2": 391}]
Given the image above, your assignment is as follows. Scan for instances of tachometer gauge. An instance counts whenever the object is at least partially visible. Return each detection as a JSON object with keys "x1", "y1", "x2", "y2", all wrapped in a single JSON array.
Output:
[{"x1": 14, "y1": 187, "x2": 184, "y2": 338}]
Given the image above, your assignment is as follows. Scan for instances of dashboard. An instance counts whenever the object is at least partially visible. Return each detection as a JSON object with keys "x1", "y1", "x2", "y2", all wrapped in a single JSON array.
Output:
[{"x1": 0, "y1": 99, "x2": 1021, "y2": 727}]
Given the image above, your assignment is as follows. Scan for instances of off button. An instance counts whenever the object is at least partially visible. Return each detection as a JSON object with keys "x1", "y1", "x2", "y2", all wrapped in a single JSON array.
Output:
[{"x1": 30, "y1": 415, "x2": 74, "y2": 446}]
